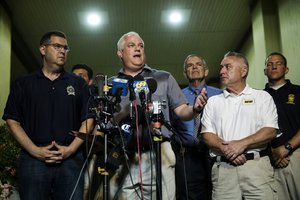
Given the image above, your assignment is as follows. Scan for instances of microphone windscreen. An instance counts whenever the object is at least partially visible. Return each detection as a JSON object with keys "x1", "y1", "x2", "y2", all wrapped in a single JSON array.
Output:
[
  {"x1": 112, "y1": 78, "x2": 128, "y2": 96},
  {"x1": 133, "y1": 74, "x2": 144, "y2": 81},
  {"x1": 146, "y1": 78, "x2": 157, "y2": 94},
  {"x1": 95, "y1": 74, "x2": 105, "y2": 96}
]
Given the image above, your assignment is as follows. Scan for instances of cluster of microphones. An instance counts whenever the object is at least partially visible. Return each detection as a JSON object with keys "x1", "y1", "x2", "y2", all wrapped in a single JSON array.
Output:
[
  {"x1": 111, "y1": 75, "x2": 157, "y2": 103},
  {"x1": 92, "y1": 74, "x2": 158, "y2": 114},
  {"x1": 89, "y1": 75, "x2": 162, "y2": 170}
]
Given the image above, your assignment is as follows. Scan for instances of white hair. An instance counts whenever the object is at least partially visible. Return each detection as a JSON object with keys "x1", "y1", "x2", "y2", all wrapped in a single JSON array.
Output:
[{"x1": 117, "y1": 31, "x2": 144, "y2": 51}]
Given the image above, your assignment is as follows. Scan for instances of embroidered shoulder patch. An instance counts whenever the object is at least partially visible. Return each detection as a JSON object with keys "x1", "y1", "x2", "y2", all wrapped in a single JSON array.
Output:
[
  {"x1": 287, "y1": 94, "x2": 295, "y2": 105},
  {"x1": 67, "y1": 85, "x2": 75, "y2": 96}
]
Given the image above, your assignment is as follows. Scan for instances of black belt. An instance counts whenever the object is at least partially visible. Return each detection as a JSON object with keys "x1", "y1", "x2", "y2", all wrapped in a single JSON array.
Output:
[{"x1": 212, "y1": 149, "x2": 269, "y2": 164}]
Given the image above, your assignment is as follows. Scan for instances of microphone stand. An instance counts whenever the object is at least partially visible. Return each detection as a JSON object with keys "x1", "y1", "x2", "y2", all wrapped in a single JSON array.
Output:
[
  {"x1": 152, "y1": 124, "x2": 162, "y2": 200},
  {"x1": 95, "y1": 75, "x2": 114, "y2": 200},
  {"x1": 150, "y1": 101, "x2": 166, "y2": 200}
]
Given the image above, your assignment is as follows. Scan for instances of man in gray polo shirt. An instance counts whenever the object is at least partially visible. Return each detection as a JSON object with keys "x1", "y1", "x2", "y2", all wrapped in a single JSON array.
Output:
[{"x1": 109, "y1": 31, "x2": 207, "y2": 200}]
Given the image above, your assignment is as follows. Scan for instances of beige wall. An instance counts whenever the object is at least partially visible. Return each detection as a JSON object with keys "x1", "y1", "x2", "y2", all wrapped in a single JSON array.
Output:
[
  {"x1": 0, "y1": 4, "x2": 11, "y2": 124},
  {"x1": 278, "y1": 0, "x2": 300, "y2": 85},
  {"x1": 243, "y1": 0, "x2": 300, "y2": 89},
  {"x1": 246, "y1": 2, "x2": 268, "y2": 89}
]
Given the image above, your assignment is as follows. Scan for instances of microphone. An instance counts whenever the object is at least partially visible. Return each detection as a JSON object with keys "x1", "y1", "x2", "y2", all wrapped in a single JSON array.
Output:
[
  {"x1": 142, "y1": 78, "x2": 157, "y2": 114},
  {"x1": 145, "y1": 78, "x2": 157, "y2": 101},
  {"x1": 111, "y1": 78, "x2": 128, "y2": 96},
  {"x1": 133, "y1": 80, "x2": 149, "y2": 103},
  {"x1": 120, "y1": 122, "x2": 132, "y2": 145},
  {"x1": 133, "y1": 78, "x2": 158, "y2": 116},
  {"x1": 133, "y1": 78, "x2": 157, "y2": 95},
  {"x1": 126, "y1": 75, "x2": 143, "y2": 101},
  {"x1": 132, "y1": 78, "x2": 158, "y2": 102},
  {"x1": 95, "y1": 74, "x2": 105, "y2": 97}
]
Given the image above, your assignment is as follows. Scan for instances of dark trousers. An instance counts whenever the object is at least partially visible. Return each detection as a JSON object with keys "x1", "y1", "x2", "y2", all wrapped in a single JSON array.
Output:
[
  {"x1": 18, "y1": 149, "x2": 84, "y2": 200},
  {"x1": 173, "y1": 145, "x2": 212, "y2": 200}
]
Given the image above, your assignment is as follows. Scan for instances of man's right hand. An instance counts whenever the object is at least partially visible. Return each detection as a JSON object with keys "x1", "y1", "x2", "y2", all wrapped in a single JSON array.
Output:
[
  {"x1": 31, "y1": 142, "x2": 62, "y2": 164},
  {"x1": 271, "y1": 146, "x2": 290, "y2": 168}
]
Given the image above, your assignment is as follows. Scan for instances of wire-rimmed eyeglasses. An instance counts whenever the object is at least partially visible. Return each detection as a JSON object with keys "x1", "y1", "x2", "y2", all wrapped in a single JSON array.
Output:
[{"x1": 45, "y1": 43, "x2": 70, "y2": 52}]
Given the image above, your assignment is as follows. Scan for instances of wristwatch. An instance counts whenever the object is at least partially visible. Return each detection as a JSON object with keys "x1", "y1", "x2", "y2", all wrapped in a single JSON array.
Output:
[{"x1": 284, "y1": 142, "x2": 293, "y2": 154}]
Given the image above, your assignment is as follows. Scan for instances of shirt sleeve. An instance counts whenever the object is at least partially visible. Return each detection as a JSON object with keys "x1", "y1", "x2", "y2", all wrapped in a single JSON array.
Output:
[
  {"x1": 167, "y1": 74, "x2": 187, "y2": 110},
  {"x1": 2, "y1": 79, "x2": 23, "y2": 122},
  {"x1": 261, "y1": 91, "x2": 279, "y2": 129},
  {"x1": 200, "y1": 97, "x2": 217, "y2": 134}
]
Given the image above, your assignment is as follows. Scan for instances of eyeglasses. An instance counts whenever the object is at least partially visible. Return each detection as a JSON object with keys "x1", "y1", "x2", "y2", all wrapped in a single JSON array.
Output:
[{"x1": 45, "y1": 43, "x2": 70, "y2": 52}]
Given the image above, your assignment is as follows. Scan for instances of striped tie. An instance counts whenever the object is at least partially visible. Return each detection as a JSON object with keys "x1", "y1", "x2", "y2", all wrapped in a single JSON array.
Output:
[{"x1": 194, "y1": 89, "x2": 200, "y2": 137}]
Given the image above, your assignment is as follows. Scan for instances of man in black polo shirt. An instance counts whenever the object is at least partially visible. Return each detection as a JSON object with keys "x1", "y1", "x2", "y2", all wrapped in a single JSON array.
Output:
[
  {"x1": 2, "y1": 31, "x2": 93, "y2": 200},
  {"x1": 264, "y1": 52, "x2": 300, "y2": 200}
]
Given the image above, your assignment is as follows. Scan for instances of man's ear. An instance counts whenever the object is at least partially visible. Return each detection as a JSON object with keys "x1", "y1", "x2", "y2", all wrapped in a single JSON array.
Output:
[
  {"x1": 204, "y1": 68, "x2": 209, "y2": 77},
  {"x1": 285, "y1": 67, "x2": 289, "y2": 75},
  {"x1": 117, "y1": 50, "x2": 122, "y2": 58},
  {"x1": 39, "y1": 45, "x2": 46, "y2": 56},
  {"x1": 241, "y1": 66, "x2": 248, "y2": 78}
]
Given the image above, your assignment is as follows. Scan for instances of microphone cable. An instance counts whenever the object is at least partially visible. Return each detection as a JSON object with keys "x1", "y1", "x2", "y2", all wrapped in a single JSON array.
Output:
[
  {"x1": 134, "y1": 100, "x2": 145, "y2": 200},
  {"x1": 111, "y1": 107, "x2": 143, "y2": 200},
  {"x1": 68, "y1": 95, "x2": 98, "y2": 200},
  {"x1": 145, "y1": 107, "x2": 155, "y2": 200}
]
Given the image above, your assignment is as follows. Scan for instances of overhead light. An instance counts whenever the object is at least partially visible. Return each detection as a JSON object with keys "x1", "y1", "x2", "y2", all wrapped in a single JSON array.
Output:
[
  {"x1": 161, "y1": 9, "x2": 191, "y2": 26},
  {"x1": 169, "y1": 11, "x2": 183, "y2": 24},
  {"x1": 87, "y1": 13, "x2": 101, "y2": 26},
  {"x1": 78, "y1": 11, "x2": 109, "y2": 29}
]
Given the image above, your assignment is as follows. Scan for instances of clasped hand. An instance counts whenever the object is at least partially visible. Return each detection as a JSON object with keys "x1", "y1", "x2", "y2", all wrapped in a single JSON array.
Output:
[
  {"x1": 35, "y1": 141, "x2": 72, "y2": 164},
  {"x1": 271, "y1": 145, "x2": 290, "y2": 168},
  {"x1": 222, "y1": 140, "x2": 247, "y2": 166}
]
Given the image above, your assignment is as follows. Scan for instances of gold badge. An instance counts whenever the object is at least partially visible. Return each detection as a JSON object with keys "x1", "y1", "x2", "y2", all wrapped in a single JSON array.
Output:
[
  {"x1": 243, "y1": 99, "x2": 254, "y2": 105},
  {"x1": 287, "y1": 94, "x2": 295, "y2": 105},
  {"x1": 67, "y1": 85, "x2": 75, "y2": 96}
]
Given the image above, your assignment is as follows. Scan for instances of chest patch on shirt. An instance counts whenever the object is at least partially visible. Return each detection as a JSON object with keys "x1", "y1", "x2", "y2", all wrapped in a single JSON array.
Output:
[
  {"x1": 243, "y1": 99, "x2": 254, "y2": 105},
  {"x1": 67, "y1": 85, "x2": 75, "y2": 96},
  {"x1": 286, "y1": 94, "x2": 295, "y2": 105}
]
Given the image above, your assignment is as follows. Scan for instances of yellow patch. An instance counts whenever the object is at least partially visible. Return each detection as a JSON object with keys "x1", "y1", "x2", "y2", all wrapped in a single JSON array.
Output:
[
  {"x1": 243, "y1": 99, "x2": 254, "y2": 105},
  {"x1": 287, "y1": 94, "x2": 295, "y2": 105}
]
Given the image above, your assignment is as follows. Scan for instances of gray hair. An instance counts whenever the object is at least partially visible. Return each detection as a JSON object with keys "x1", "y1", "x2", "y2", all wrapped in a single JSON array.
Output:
[
  {"x1": 224, "y1": 51, "x2": 249, "y2": 69},
  {"x1": 183, "y1": 54, "x2": 207, "y2": 70},
  {"x1": 117, "y1": 31, "x2": 144, "y2": 51},
  {"x1": 224, "y1": 51, "x2": 249, "y2": 77}
]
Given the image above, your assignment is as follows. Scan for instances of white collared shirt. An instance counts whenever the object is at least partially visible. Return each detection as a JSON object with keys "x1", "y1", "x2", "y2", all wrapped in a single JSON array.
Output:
[{"x1": 201, "y1": 84, "x2": 278, "y2": 156}]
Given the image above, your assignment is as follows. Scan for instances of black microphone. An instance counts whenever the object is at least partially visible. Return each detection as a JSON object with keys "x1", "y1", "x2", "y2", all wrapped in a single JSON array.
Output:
[
  {"x1": 128, "y1": 75, "x2": 144, "y2": 101},
  {"x1": 128, "y1": 78, "x2": 136, "y2": 102},
  {"x1": 145, "y1": 78, "x2": 157, "y2": 102},
  {"x1": 95, "y1": 74, "x2": 105, "y2": 97}
]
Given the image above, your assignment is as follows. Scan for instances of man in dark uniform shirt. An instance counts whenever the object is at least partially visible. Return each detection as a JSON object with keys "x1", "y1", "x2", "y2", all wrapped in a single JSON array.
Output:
[
  {"x1": 264, "y1": 52, "x2": 300, "y2": 200},
  {"x1": 2, "y1": 31, "x2": 93, "y2": 200}
]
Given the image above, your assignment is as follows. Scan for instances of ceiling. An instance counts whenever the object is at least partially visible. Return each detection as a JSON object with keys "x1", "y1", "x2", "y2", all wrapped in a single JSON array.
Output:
[{"x1": 2, "y1": 0, "x2": 254, "y2": 86}]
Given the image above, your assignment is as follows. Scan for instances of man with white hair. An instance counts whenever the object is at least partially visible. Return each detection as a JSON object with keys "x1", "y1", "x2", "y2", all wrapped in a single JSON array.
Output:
[{"x1": 110, "y1": 31, "x2": 207, "y2": 200}]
